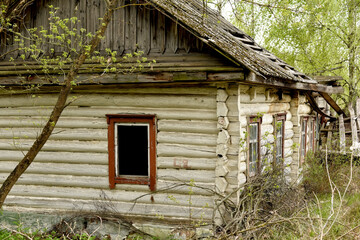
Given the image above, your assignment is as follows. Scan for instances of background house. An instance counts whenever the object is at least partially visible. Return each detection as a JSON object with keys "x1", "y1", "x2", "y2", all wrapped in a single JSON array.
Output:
[{"x1": 0, "y1": 0, "x2": 342, "y2": 233}]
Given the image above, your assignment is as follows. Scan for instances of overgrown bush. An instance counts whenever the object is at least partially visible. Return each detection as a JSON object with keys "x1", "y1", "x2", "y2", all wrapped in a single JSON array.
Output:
[
  {"x1": 303, "y1": 150, "x2": 360, "y2": 194},
  {"x1": 217, "y1": 168, "x2": 306, "y2": 239},
  {"x1": 215, "y1": 149, "x2": 360, "y2": 239}
]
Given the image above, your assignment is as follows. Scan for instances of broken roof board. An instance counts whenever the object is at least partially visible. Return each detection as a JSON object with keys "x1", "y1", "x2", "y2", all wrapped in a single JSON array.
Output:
[{"x1": 148, "y1": 0, "x2": 317, "y2": 84}]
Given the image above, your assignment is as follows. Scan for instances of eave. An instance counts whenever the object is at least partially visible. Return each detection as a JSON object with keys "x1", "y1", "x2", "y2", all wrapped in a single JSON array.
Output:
[{"x1": 245, "y1": 72, "x2": 343, "y2": 94}]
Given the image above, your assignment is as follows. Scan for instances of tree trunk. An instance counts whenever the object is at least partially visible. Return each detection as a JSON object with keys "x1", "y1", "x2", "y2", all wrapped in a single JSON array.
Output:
[
  {"x1": 348, "y1": 0, "x2": 357, "y2": 102},
  {"x1": 0, "y1": 0, "x2": 119, "y2": 208}
]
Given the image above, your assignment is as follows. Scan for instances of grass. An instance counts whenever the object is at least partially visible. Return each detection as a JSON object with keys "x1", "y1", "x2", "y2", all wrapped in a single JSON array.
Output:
[
  {"x1": 268, "y1": 151, "x2": 360, "y2": 239},
  {"x1": 0, "y1": 228, "x2": 100, "y2": 240}
]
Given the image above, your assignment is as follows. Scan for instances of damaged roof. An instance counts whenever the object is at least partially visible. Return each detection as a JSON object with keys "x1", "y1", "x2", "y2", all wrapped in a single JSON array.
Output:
[{"x1": 148, "y1": 0, "x2": 317, "y2": 84}]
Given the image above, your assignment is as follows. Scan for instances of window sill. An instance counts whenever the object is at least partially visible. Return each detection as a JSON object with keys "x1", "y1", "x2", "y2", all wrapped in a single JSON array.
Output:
[{"x1": 114, "y1": 176, "x2": 150, "y2": 185}]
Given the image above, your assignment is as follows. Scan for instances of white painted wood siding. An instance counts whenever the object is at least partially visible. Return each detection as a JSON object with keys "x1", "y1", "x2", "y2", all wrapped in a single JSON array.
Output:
[
  {"x1": 227, "y1": 84, "x2": 296, "y2": 189},
  {"x1": 0, "y1": 86, "x2": 218, "y2": 222}
]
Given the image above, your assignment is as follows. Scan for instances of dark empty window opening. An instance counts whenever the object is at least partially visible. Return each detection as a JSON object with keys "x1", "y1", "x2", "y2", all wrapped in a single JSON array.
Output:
[
  {"x1": 116, "y1": 124, "x2": 149, "y2": 176},
  {"x1": 107, "y1": 114, "x2": 156, "y2": 191}
]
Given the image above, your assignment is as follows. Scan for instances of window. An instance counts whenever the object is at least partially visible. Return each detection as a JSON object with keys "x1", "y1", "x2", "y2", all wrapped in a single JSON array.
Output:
[
  {"x1": 106, "y1": 114, "x2": 156, "y2": 191},
  {"x1": 300, "y1": 117, "x2": 308, "y2": 165},
  {"x1": 247, "y1": 116, "x2": 262, "y2": 177},
  {"x1": 300, "y1": 116, "x2": 317, "y2": 165},
  {"x1": 274, "y1": 113, "x2": 286, "y2": 166},
  {"x1": 309, "y1": 117, "x2": 317, "y2": 151}
]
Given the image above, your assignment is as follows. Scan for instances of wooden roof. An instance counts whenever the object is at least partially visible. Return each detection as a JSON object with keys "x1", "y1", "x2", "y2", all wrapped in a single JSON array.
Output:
[
  {"x1": 149, "y1": 0, "x2": 316, "y2": 84},
  {"x1": 0, "y1": 0, "x2": 342, "y2": 94}
]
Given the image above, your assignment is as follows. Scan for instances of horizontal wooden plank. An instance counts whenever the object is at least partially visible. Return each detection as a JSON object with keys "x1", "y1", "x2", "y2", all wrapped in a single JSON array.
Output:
[
  {"x1": 157, "y1": 132, "x2": 216, "y2": 146},
  {"x1": 0, "y1": 150, "x2": 107, "y2": 164},
  {"x1": 1, "y1": 54, "x2": 226, "y2": 67},
  {"x1": 0, "y1": 93, "x2": 216, "y2": 109},
  {"x1": 227, "y1": 93, "x2": 292, "y2": 104},
  {"x1": 298, "y1": 104, "x2": 312, "y2": 114},
  {"x1": 285, "y1": 120, "x2": 293, "y2": 129},
  {"x1": 285, "y1": 139, "x2": 294, "y2": 148},
  {"x1": 0, "y1": 107, "x2": 217, "y2": 120},
  {"x1": 8, "y1": 185, "x2": 214, "y2": 208},
  {"x1": 0, "y1": 174, "x2": 214, "y2": 195},
  {"x1": 4, "y1": 196, "x2": 213, "y2": 221},
  {"x1": 0, "y1": 128, "x2": 107, "y2": 141},
  {"x1": 0, "y1": 60, "x2": 230, "y2": 72},
  {"x1": 70, "y1": 86, "x2": 217, "y2": 95},
  {"x1": 0, "y1": 173, "x2": 109, "y2": 189},
  {"x1": 0, "y1": 117, "x2": 107, "y2": 129},
  {"x1": 207, "y1": 72, "x2": 244, "y2": 81},
  {"x1": 285, "y1": 130, "x2": 294, "y2": 139},
  {"x1": 228, "y1": 103, "x2": 290, "y2": 116},
  {"x1": 0, "y1": 70, "x2": 245, "y2": 85},
  {"x1": 157, "y1": 169, "x2": 215, "y2": 183},
  {"x1": 261, "y1": 124, "x2": 274, "y2": 135},
  {"x1": 157, "y1": 143, "x2": 216, "y2": 158},
  {"x1": 157, "y1": 157, "x2": 216, "y2": 170},
  {"x1": 156, "y1": 180, "x2": 214, "y2": 196},
  {"x1": 0, "y1": 163, "x2": 214, "y2": 183},
  {"x1": 0, "y1": 139, "x2": 107, "y2": 153},
  {"x1": 0, "y1": 127, "x2": 218, "y2": 144},
  {"x1": 246, "y1": 72, "x2": 342, "y2": 94},
  {"x1": 158, "y1": 119, "x2": 218, "y2": 134},
  {"x1": 0, "y1": 161, "x2": 108, "y2": 177}
]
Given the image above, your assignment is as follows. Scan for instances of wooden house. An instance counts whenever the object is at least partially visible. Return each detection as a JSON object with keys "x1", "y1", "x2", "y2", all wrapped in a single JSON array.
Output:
[{"x1": 0, "y1": 0, "x2": 342, "y2": 232}]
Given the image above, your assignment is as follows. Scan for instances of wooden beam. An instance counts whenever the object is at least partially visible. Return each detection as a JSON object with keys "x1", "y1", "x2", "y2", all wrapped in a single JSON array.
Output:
[
  {"x1": 0, "y1": 71, "x2": 245, "y2": 86},
  {"x1": 304, "y1": 92, "x2": 336, "y2": 121},
  {"x1": 312, "y1": 75, "x2": 343, "y2": 83},
  {"x1": 245, "y1": 72, "x2": 343, "y2": 94},
  {"x1": 326, "y1": 122, "x2": 333, "y2": 146},
  {"x1": 319, "y1": 92, "x2": 346, "y2": 117}
]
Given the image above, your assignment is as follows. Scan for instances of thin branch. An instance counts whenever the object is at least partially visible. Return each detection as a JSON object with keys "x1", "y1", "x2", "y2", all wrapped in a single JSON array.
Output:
[{"x1": 236, "y1": 0, "x2": 305, "y2": 13}]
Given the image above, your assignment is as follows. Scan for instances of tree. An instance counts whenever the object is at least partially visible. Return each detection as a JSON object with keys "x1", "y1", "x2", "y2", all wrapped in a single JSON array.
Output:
[
  {"x1": 0, "y1": 0, "x2": 119, "y2": 208},
  {"x1": 229, "y1": 0, "x2": 360, "y2": 108}
]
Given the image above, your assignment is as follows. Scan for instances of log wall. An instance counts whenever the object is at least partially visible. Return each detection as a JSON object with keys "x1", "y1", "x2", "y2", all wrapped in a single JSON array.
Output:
[
  {"x1": 0, "y1": 82, "x2": 311, "y2": 224},
  {"x1": 226, "y1": 84, "x2": 295, "y2": 187},
  {"x1": 0, "y1": 85, "x2": 218, "y2": 223},
  {"x1": 289, "y1": 94, "x2": 313, "y2": 178}
]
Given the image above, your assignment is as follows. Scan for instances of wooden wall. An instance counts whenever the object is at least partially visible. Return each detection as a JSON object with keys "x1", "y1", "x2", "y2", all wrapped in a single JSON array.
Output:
[
  {"x1": 0, "y1": 82, "x2": 313, "y2": 224},
  {"x1": 226, "y1": 84, "x2": 295, "y2": 187},
  {"x1": 0, "y1": 85, "x2": 218, "y2": 223},
  {"x1": 289, "y1": 94, "x2": 312, "y2": 178},
  {"x1": 1, "y1": 0, "x2": 210, "y2": 59},
  {"x1": 211, "y1": 83, "x2": 304, "y2": 224}
]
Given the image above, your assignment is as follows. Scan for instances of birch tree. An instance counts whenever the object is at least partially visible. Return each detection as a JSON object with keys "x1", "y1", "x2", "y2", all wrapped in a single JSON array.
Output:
[
  {"x1": 229, "y1": 0, "x2": 360, "y2": 107},
  {"x1": 0, "y1": 0, "x2": 119, "y2": 208}
]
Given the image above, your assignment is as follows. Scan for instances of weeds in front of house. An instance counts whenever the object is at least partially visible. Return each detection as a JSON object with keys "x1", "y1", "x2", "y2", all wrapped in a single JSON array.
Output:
[
  {"x1": 3, "y1": 150, "x2": 360, "y2": 239},
  {"x1": 0, "y1": 227, "x2": 100, "y2": 240},
  {"x1": 214, "y1": 147, "x2": 360, "y2": 239}
]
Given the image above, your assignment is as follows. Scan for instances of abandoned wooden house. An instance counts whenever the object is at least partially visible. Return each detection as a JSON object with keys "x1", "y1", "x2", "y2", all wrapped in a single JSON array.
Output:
[{"x1": 0, "y1": 0, "x2": 343, "y2": 232}]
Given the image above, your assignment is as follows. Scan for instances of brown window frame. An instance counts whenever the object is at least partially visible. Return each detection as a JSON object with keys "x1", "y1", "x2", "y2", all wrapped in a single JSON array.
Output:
[
  {"x1": 106, "y1": 114, "x2": 156, "y2": 191},
  {"x1": 247, "y1": 115, "x2": 262, "y2": 177},
  {"x1": 309, "y1": 116, "x2": 317, "y2": 152},
  {"x1": 300, "y1": 116, "x2": 308, "y2": 165},
  {"x1": 274, "y1": 113, "x2": 286, "y2": 167}
]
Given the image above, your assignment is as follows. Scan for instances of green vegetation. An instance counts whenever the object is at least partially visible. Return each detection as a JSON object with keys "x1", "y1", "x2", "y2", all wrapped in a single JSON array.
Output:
[
  {"x1": 0, "y1": 229, "x2": 99, "y2": 240},
  {"x1": 210, "y1": 149, "x2": 360, "y2": 239},
  {"x1": 0, "y1": 154, "x2": 358, "y2": 238},
  {"x1": 222, "y1": 0, "x2": 360, "y2": 107}
]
